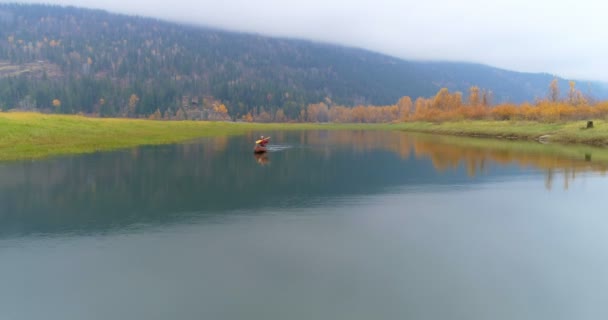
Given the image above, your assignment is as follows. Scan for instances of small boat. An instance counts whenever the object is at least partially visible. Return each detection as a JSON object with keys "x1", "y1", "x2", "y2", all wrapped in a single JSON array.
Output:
[
  {"x1": 253, "y1": 136, "x2": 270, "y2": 153},
  {"x1": 254, "y1": 145, "x2": 267, "y2": 153}
]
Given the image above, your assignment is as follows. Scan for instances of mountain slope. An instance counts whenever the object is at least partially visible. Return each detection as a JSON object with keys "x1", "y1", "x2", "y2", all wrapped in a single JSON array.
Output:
[{"x1": 0, "y1": 4, "x2": 606, "y2": 118}]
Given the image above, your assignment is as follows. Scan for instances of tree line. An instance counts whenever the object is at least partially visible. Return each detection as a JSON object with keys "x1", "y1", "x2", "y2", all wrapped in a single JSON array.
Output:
[{"x1": 241, "y1": 80, "x2": 607, "y2": 123}]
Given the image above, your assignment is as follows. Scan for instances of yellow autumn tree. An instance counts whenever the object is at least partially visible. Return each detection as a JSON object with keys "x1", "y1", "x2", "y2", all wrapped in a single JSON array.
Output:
[
  {"x1": 274, "y1": 109, "x2": 287, "y2": 122},
  {"x1": 468, "y1": 86, "x2": 480, "y2": 106},
  {"x1": 242, "y1": 112, "x2": 254, "y2": 122},
  {"x1": 175, "y1": 108, "x2": 186, "y2": 120},
  {"x1": 567, "y1": 81, "x2": 587, "y2": 106},
  {"x1": 351, "y1": 105, "x2": 369, "y2": 123},
  {"x1": 128, "y1": 94, "x2": 139, "y2": 115},
  {"x1": 306, "y1": 102, "x2": 329, "y2": 122},
  {"x1": 215, "y1": 103, "x2": 228, "y2": 115},
  {"x1": 213, "y1": 103, "x2": 229, "y2": 120},
  {"x1": 549, "y1": 78, "x2": 560, "y2": 102},
  {"x1": 149, "y1": 108, "x2": 162, "y2": 120},
  {"x1": 432, "y1": 88, "x2": 451, "y2": 110},
  {"x1": 397, "y1": 96, "x2": 413, "y2": 121},
  {"x1": 481, "y1": 90, "x2": 492, "y2": 107},
  {"x1": 255, "y1": 109, "x2": 273, "y2": 122},
  {"x1": 52, "y1": 99, "x2": 61, "y2": 108},
  {"x1": 334, "y1": 106, "x2": 354, "y2": 123},
  {"x1": 449, "y1": 92, "x2": 463, "y2": 110}
]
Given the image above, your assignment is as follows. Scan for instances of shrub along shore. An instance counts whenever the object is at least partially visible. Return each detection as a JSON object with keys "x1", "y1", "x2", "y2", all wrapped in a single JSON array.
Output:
[{"x1": 1, "y1": 112, "x2": 607, "y2": 161}]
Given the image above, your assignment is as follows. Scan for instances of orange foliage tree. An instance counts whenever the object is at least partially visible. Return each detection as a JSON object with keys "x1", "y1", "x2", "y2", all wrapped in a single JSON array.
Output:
[{"x1": 217, "y1": 80, "x2": 606, "y2": 123}]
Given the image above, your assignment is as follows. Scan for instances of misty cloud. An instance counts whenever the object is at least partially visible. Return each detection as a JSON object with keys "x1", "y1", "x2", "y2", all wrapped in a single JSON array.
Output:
[{"x1": 6, "y1": 0, "x2": 608, "y2": 81}]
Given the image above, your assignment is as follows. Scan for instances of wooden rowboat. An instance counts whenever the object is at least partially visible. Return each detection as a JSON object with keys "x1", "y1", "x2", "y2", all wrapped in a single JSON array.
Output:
[
  {"x1": 254, "y1": 145, "x2": 267, "y2": 153},
  {"x1": 254, "y1": 137, "x2": 270, "y2": 153}
]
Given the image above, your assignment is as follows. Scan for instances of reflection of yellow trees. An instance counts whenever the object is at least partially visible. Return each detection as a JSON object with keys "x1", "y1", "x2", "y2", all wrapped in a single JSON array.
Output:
[
  {"x1": 408, "y1": 136, "x2": 608, "y2": 190},
  {"x1": 212, "y1": 135, "x2": 228, "y2": 152},
  {"x1": 301, "y1": 131, "x2": 608, "y2": 190}
]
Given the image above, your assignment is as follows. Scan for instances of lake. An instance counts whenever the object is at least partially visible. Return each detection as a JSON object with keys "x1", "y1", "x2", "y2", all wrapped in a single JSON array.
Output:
[{"x1": 1, "y1": 130, "x2": 607, "y2": 320}]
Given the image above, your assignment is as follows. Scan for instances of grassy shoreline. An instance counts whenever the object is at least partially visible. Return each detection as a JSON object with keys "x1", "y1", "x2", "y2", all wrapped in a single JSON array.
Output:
[
  {"x1": 395, "y1": 120, "x2": 608, "y2": 146},
  {"x1": 0, "y1": 112, "x2": 386, "y2": 161},
  {"x1": 1, "y1": 112, "x2": 607, "y2": 161}
]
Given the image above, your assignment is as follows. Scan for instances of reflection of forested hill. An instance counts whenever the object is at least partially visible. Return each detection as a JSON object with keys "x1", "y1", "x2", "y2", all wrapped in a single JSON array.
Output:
[
  {"x1": 0, "y1": 131, "x2": 534, "y2": 237},
  {"x1": 1, "y1": 130, "x2": 604, "y2": 237},
  {"x1": 2, "y1": 4, "x2": 607, "y2": 118},
  {"x1": 6, "y1": 130, "x2": 603, "y2": 237}
]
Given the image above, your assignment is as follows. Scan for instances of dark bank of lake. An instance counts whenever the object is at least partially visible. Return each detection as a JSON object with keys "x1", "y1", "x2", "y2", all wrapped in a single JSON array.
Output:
[{"x1": 1, "y1": 130, "x2": 607, "y2": 320}]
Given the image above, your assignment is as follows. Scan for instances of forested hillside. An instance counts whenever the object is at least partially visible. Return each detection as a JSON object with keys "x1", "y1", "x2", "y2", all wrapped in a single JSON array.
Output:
[{"x1": 1, "y1": 4, "x2": 607, "y2": 119}]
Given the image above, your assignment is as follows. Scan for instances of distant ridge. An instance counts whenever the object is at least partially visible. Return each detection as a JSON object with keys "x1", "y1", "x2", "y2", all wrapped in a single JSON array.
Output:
[{"x1": 1, "y1": 3, "x2": 606, "y2": 117}]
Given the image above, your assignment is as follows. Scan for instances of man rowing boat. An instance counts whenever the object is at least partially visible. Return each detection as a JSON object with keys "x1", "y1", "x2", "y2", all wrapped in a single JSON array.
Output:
[
  {"x1": 254, "y1": 135, "x2": 270, "y2": 153},
  {"x1": 257, "y1": 135, "x2": 270, "y2": 147}
]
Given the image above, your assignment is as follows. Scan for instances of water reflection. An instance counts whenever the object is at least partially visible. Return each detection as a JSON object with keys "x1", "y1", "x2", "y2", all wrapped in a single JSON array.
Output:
[
  {"x1": 253, "y1": 152, "x2": 270, "y2": 166},
  {"x1": 297, "y1": 130, "x2": 608, "y2": 190},
  {"x1": 403, "y1": 134, "x2": 607, "y2": 190},
  {"x1": 0, "y1": 130, "x2": 606, "y2": 237},
  {"x1": 3, "y1": 131, "x2": 608, "y2": 320}
]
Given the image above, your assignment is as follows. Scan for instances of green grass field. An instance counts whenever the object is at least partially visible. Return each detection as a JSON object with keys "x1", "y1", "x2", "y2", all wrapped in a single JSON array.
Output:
[
  {"x1": 395, "y1": 120, "x2": 608, "y2": 145},
  {"x1": 0, "y1": 112, "x2": 388, "y2": 160},
  {"x1": 1, "y1": 112, "x2": 607, "y2": 161}
]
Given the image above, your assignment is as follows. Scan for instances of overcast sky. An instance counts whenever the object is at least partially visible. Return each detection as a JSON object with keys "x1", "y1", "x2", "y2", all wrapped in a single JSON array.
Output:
[{"x1": 7, "y1": 0, "x2": 608, "y2": 81}]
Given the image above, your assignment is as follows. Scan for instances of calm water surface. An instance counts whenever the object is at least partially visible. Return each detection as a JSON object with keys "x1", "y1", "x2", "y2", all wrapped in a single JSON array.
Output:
[{"x1": 1, "y1": 131, "x2": 607, "y2": 320}]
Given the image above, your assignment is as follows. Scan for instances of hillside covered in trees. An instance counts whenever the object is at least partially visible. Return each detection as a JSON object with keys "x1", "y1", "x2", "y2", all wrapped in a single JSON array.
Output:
[{"x1": 1, "y1": 3, "x2": 607, "y2": 119}]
